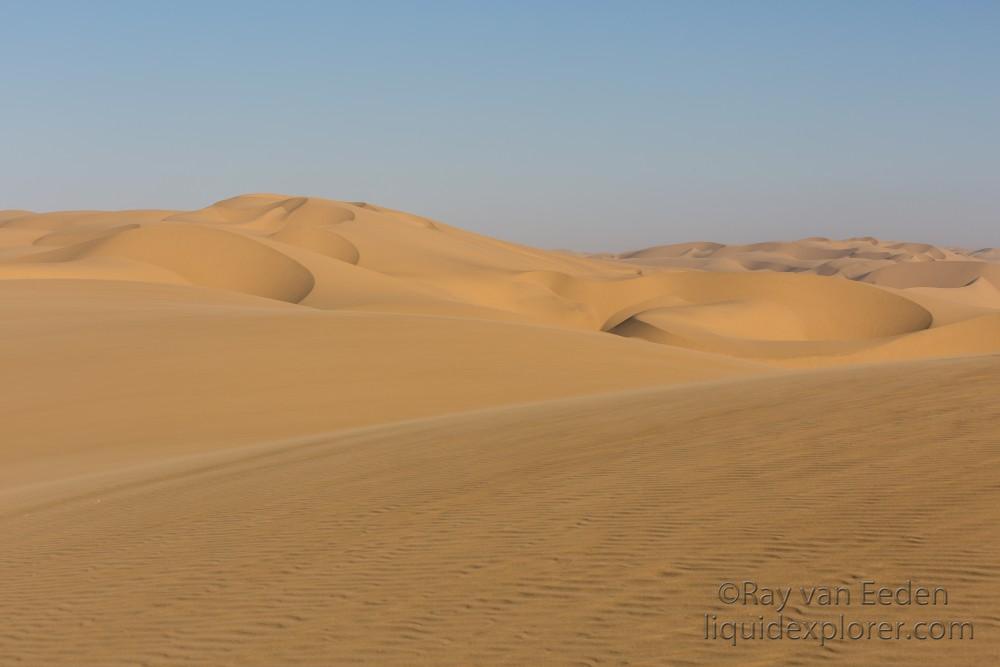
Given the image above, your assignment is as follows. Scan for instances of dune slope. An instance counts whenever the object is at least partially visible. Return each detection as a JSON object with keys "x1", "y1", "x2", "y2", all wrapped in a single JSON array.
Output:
[
  {"x1": 2, "y1": 357, "x2": 999, "y2": 665},
  {"x1": 2, "y1": 194, "x2": 999, "y2": 666},
  {"x1": 0, "y1": 279, "x2": 765, "y2": 491}
]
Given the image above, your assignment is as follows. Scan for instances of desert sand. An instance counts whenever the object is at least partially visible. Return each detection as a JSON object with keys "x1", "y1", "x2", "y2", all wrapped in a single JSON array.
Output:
[{"x1": 1, "y1": 194, "x2": 998, "y2": 665}]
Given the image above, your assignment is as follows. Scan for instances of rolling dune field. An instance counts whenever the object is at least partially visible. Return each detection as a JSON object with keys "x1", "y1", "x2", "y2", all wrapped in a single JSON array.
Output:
[{"x1": 1, "y1": 195, "x2": 998, "y2": 665}]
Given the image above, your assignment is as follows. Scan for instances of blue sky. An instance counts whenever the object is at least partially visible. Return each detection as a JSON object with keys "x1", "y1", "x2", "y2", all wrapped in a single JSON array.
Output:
[{"x1": 2, "y1": 1, "x2": 998, "y2": 249}]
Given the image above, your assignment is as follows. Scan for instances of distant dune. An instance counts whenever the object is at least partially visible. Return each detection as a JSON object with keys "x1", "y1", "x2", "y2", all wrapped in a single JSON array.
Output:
[
  {"x1": 1, "y1": 195, "x2": 998, "y2": 665},
  {"x1": 616, "y1": 236, "x2": 996, "y2": 288}
]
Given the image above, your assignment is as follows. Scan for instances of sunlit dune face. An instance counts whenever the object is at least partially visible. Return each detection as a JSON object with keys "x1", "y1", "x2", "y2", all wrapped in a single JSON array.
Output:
[{"x1": 1, "y1": 195, "x2": 998, "y2": 666}]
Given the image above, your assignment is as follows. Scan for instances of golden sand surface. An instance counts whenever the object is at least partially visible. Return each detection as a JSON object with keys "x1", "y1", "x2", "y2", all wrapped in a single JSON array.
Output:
[{"x1": 1, "y1": 195, "x2": 998, "y2": 665}]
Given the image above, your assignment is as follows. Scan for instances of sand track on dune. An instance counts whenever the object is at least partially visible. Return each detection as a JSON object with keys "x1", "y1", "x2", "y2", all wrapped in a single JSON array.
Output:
[{"x1": 2, "y1": 357, "x2": 998, "y2": 666}]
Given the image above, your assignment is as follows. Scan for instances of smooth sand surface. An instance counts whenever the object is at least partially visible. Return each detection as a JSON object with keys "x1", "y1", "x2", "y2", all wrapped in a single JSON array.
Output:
[{"x1": 1, "y1": 195, "x2": 998, "y2": 665}]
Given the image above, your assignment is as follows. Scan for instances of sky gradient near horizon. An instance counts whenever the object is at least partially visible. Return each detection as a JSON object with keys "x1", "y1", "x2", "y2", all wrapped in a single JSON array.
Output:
[{"x1": 2, "y1": 1, "x2": 998, "y2": 250}]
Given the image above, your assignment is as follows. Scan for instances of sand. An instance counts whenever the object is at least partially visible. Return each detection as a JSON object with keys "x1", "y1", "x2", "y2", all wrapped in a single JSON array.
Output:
[{"x1": 1, "y1": 195, "x2": 998, "y2": 665}]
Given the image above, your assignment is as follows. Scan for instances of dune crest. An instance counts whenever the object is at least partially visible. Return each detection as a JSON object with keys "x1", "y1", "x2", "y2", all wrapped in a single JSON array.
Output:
[
  {"x1": 2, "y1": 194, "x2": 997, "y2": 362},
  {"x1": 2, "y1": 194, "x2": 999, "y2": 665}
]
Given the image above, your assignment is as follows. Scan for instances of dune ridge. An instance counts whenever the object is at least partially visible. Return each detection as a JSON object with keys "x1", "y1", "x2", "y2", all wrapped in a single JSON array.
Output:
[
  {"x1": 6, "y1": 193, "x2": 994, "y2": 358},
  {"x1": 1, "y1": 194, "x2": 999, "y2": 665}
]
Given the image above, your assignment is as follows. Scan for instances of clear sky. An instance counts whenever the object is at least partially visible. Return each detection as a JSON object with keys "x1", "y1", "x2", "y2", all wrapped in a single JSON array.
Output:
[{"x1": 2, "y1": 1, "x2": 998, "y2": 250}]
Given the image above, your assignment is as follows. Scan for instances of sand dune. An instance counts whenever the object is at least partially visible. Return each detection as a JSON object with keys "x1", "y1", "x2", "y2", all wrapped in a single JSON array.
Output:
[
  {"x1": 971, "y1": 247, "x2": 1000, "y2": 261},
  {"x1": 1, "y1": 194, "x2": 999, "y2": 665},
  {"x1": 608, "y1": 235, "x2": 1000, "y2": 363},
  {"x1": 614, "y1": 236, "x2": 997, "y2": 308},
  {"x1": 860, "y1": 260, "x2": 1000, "y2": 290},
  {"x1": 13, "y1": 223, "x2": 317, "y2": 302},
  {"x1": 0, "y1": 279, "x2": 766, "y2": 492},
  {"x1": 2, "y1": 357, "x2": 999, "y2": 665}
]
